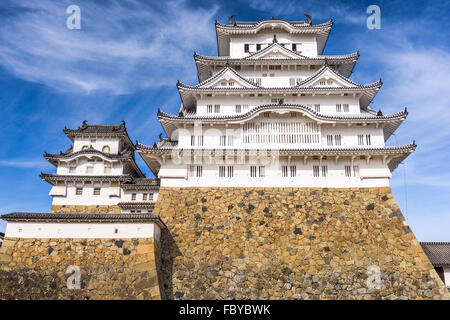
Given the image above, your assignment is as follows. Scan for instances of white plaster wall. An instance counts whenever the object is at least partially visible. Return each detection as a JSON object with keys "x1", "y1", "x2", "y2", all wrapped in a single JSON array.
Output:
[
  {"x1": 211, "y1": 66, "x2": 323, "y2": 88},
  {"x1": 229, "y1": 32, "x2": 318, "y2": 58},
  {"x1": 196, "y1": 94, "x2": 361, "y2": 116},
  {"x1": 173, "y1": 121, "x2": 385, "y2": 149},
  {"x1": 122, "y1": 190, "x2": 159, "y2": 202},
  {"x1": 56, "y1": 158, "x2": 123, "y2": 175},
  {"x1": 444, "y1": 267, "x2": 450, "y2": 287},
  {"x1": 5, "y1": 221, "x2": 161, "y2": 241},
  {"x1": 158, "y1": 157, "x2": 391, "y2": 188},
  {"x1": 73, "y1": 137, "x2": 121, "y2": 154},
  {"x1": 51, "y1": 184, "x2": 120, "y2": 206}
]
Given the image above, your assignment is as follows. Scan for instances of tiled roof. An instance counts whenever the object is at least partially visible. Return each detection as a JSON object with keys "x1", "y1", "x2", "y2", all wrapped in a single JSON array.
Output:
[
  {"x1": 420, "y1": 242, "x2": 450, "y2": 267},
  {"x1": 121, "y1": 178, "x2": 160, "y2": 190},
  {"x1": 40, "y1": 173, "x2": 133, "y2": 185},
  {"x1": 1, "y1": 212, "x2": 165, "y2": 228},
  {"x1": 117, "y1": 202, "x2": 156, "y2": 210},
  {"x1": 194, "y1": 51, "x2": 359, "y2": 62},
  {"x1": 159, "y1": 104, "x2": 406, "y2": 122},
  {"x1": 215, "y1": 19, "x2": 333, "y2": 31}
]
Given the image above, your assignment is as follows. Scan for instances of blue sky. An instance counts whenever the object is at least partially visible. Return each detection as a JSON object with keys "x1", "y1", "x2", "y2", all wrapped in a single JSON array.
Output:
[{"x1": 0, "y1": 0, "x2": 449, "y2": 240}]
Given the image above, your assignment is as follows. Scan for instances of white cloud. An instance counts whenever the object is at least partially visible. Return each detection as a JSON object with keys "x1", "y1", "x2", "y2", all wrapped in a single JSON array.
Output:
[
  {"x1": 0, "y1": 0, "x2": 219, "y2": 94},
  {"x1": 0, "y1": 159, "x2": 51, "y2": 168}
]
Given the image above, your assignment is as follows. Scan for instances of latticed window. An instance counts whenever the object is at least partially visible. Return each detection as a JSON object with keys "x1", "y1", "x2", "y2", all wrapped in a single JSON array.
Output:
[
  {"x1": 319, "y1": 81, "x2": 326, "y2": 86},
  {"x1": 335, "y1": 135, "x2": 342, "y2": 146},
  {"x1": 191, "y1": 135, "x2": 195, "y2": 146},
  {"x1": 353, "y1": 166, "x2": 360, "y2": 177},
  {"x1": 76, "y1": 187, "x2": 83, "y2": 195},
  {"x1": 197, "y1": 136, "x2": 204, "y2": 146},
  {"x1": 69, "y1": 165, "x2": 76, "y2": 173},
  {"x1": 93, "y1": 187, "x2": 101, "y2": 195},
  {"x1": 220, "y1": 136, "x2": 226, "y2": 146},
  {"x1": 313, "y1": 166, "x2": 320, "y2": 177},
  {"x1": 314, "y1": 104, "x2": 320, "y2": 112},
  {"x1": 227, "y1": 166, "x2": 234, "y2": 177},
  {"x1": 131, "y1": 193, "x2": 136, "y2": 200},
  {"x1": 366, "y1": 135, "x2": 371, "y2": 145},
  {"x1": 269, "y1": 65, "x2": 282, "y2": 70},
  {"x1": 235, "y1": 104, "x2": 241, "y2": 113},
  {"x1": 149, "y1": 193, "x2": 154, "y2": 201},
  {"x1": 214, "y1": 104, "x2": 220, "y2": 113},
  {"x1": 290, "y1": 78, "x2": 296, "y2": 87},
  {"x1": 290, "y1": 166, "x2": 296, "y2": 177},
  {"x1": 358, "y1": 135, "x2": 364, "y2": 145},
  {"x1": 250, "y1": 166, "x2": 257, "y2": 177},
  {"x1": 143, "y1": 193, "x2": 147, "y2": 200},
  {"x1": 336, "y1": 104, "x2": 342, "y2": 112},
  {"x1": 345, "y1": 165, "x2": 351, "y2": 177},
  {"x1": 244, "y1": 44, "x2": 249, "y2": 52},
  {"x1": 190, "y1": 165, "x2": 202, "y2": 177},
  {"x1": 321, "y1": 166, "x2": 328, "y2": 177},
  {"x1": 207, "y1": 104, "x2": 213, "y2": 113},
  {"x1": 255, "y1": 78, "x2": 261, "y2": 86},
  {"x1": 259, "y1": 166, "x2": 265, "y2": 177},
  {"x1": 219, "y1": 166, "x2": 226, "y2": 177},
  {"x1": 343, "y1": 104, "x2": 349, "y2": 112},
  {"x1": 282, "y1": 165, "x2": 288, "y2": 177},
  {"x1": 227, "y1": 136, "x2": 234, "y2": 146},
  {"x1": 327, "y1": 135, "x2": 333, "y2": 146}
]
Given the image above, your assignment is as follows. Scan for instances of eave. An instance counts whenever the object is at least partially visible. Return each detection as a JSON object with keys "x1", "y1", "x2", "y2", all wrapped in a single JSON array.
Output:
[{"x1": 40, "y1": 173, "x2": 133, "y2": 185}]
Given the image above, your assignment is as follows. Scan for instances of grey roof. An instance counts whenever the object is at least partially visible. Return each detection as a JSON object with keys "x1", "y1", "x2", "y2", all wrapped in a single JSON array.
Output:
[
  {"x1": 118, "y1": 202, "x2": 156, "y2": 210},
  {"x1": 420, "y1": 242, "x2": 450, "y2": 267},
  {"x1": 121, "y1": 178, "x2": 160, "y2": 190},
  {"x1": 1, "y1": 212, "x2": 165, "y2": 228},
  {"x1": 63, "y1": 121, "x2": 134, "y2": 148},
  {"x1": 40, "y1": 173, "x2": 133, "y2": 185},
  {"x1": 215, "y1": 18, "x2": 333, "y2": 30}
]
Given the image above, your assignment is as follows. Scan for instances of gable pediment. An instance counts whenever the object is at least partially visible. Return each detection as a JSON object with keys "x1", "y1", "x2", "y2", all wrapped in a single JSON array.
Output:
[
  {"x1": 197, "y1": 68, "x2": 259, "y2": 89},
  {"x1": 246, "y1": 43, "x2": 306, "y2": 60},
  {"x1": 297, "y1": 66, "x2": 360, "y2": 88}
]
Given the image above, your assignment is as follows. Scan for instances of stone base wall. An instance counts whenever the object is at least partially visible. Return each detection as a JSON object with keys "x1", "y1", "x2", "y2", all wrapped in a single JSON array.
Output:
[
  {"x1": 154, "y1": 187, "x2": 450, "y2": 300},
  {"x1": 0, "y1": 237, "x2": 163, "y2": 300},
  {"x1": 50, "y1": 205, "x2": 121, "y2": 214}
]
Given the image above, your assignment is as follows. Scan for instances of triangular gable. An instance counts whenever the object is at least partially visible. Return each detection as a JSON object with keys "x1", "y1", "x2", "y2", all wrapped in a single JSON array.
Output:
[
  {"x1": 245, "y1": 43, "x2": 307, "y2": 60},
  {"x1": 296, "y1": 65, "x2": 361, "y2": 88},
  {"x1": 195, "y1": 66, "x2": 260, "y2": 89}
]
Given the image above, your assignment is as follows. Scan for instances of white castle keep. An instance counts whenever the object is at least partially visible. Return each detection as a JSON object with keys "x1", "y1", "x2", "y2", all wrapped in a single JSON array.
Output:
[{"x1": 36, "y1": 16, "x2": 413, "y2": 213}]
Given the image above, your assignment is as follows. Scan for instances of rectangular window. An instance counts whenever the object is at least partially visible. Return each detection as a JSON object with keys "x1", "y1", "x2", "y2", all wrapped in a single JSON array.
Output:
[
  {"x1": 219, "y1": 166, "x2": 226, "y2": 177},
  {"x1": 196, "y1": 166, "x2": 203, "y2": 177},
  {"x1": 314, "y1": 104, "x2": 320, "y2": 113},
  {"x1": 86, "y1": 166, "x2": 94, "y2": 174},
  {"x1": 131, "y1": 193, "x2": 136, "y2": 201},
  {"x1": 289, "y1": 78, "x2": 295, "y2": 87},
  {"x1": 256, "y1": 43, "x2": 261, "y2": 51},
  {"x1": 250, "y1": 166, "x2": 257, "y2": 177},
  {"x1": 143, "y1": 193, "x2": 147, "y2": 201},
  {"x1": 296, "y1": 78, "x2": 302, "y2": 85},
  {"x1": 366, "y1": 134, "x2": 371, "y2": 145},
  {"x1": 235, "y1": 104, "x2": 241, "y2": 113},
  {"x1": 290, "y1": 165, "x2": 296, "y2": 177},
  {"x1": 321, "y1": 166, "x2": 328, "y2": 177},
  {"x1": 75, "y1": 187, "x2": 83, "y2": 195},
  {"x1": 313, "y1": 166, "x2": 320, "y2": 177},
  {"x1": 104, "y1": 164, "x2": 111, "y2": 174},
  {"x1": 190, "y1": 135, "x2": 195, "y2": 146},
  {"x1": 207, "y1": 104, "x2": 213, "y2": 113},
  {"x1": 282, "y1": 165, "x2": 288, "y2": 177},
  {"x1": 353, "y1": 165, "x2": 360, "y2": 177},
  {"x1": 358, "y1": 135, "x2": 364, "y2": 145},
  {"x1": 336, "y1": 104, "x2": 342, "y2": 112},
  {"x1": 189, "y1": 165, "x2": 195, "y2": 177},
  {"x1": 343, "y1": 104, "x2": 349, "y2": 112},
  {"x1": 345, "y1": 165, "x2": 351, "y2": 177},
  {"x1": 243, "y1": 104, "x2": 249, "y2": 112},
  {"x1": 262, "y1": 73, "x2": 267, "y2": 77},
  {"x1": 269, "y1": 65, "x2": 282, "y2": 70},
  {"x1": 292, "y1": 43, "x2": 297, "y2": 51},
  {"x1": 220, "y1": 136, "x2": 226, "y2": 146},
  {"x1": 259, "y1": 166, "x2": 265, "y2": 177},
  {"x1": 327, "y1": 135, "x2": 333, "y2": 146},
  {"x1": 149, "y1": 193, "x2": 154, "y2": 201},
  {"x1": 214, "y1": 104, "x2": 220, "y2": 113},
  {"x1": 197, "y1": 136, "x2": 204, "y2": 146},
  {"x1": 227, "y1": 136, "x2": 234, "y2": 146},
  {"x1": 335, "y1": 135, "x2": 342, "y2": 146},
  {"x1": 69, "y1": 166, "x2": 76, "y2": 173},
  {"x1": 244, "y1": 44, "x2": 249, "y2": 53},
  {"x1": 92, "y1": 187, "x2": 100, "y2": 195},
  {"x1": 255, "y1": 78, "x2": 261, "y2": 86},
  {"x1": 319, "y1": 81, "x2": 326, "y2": 86},
  {"x1": 227, "y1": 166, "x2": 234, "y2": 177}
]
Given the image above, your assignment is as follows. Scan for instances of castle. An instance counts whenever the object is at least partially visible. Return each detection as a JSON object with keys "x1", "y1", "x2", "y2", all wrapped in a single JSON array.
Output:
[{"x1": 0, "y1": 16, "x2": 449, "y2": 300}]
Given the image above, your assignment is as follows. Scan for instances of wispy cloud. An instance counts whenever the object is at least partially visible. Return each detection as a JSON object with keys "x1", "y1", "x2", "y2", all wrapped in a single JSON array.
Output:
[
  {"x1": 0, "y1": 0, "x2": 218, "y2": 94},
  {"x1": 0, "y1": 159, "x2": 51, "y2": 168}
]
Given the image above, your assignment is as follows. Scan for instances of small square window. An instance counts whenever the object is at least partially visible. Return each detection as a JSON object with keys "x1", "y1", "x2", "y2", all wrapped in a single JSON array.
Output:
[
  {"x1": 131, "y1": 193, "x2": 136, "y2": 201},
  {"x1": 93, "y1": 187, "x2": 100, "y2": 195},
  {"x1": 76, "y1": 187, "x2": 83, "y2": 195}
]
